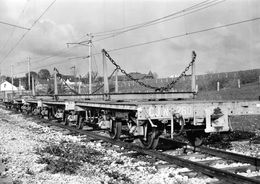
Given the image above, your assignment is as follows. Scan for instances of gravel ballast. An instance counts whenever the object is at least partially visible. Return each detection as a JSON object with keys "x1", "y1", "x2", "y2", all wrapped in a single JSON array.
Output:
[{"x1": 0, "y1": 108, "x2": 257, "y2": 184}]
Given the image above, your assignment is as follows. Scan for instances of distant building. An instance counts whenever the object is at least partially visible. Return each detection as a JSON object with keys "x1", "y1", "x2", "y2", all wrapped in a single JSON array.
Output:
[
  {"x1": 65, "y1": 79, "x2": 82, "y2": 86},
  {"x1": 0, "y1": 81, "x2": 18, "y2": 91},
  {"x1": 170, "y1": 74, "x2": 178, "y2": 78}
]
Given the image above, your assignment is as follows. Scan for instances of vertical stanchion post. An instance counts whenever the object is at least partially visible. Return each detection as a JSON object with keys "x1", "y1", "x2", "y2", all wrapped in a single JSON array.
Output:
[
  {"x1": 54, "y1": 68, "x2": 58, "y2": 95},
  {"x1": 115, "y1": 69, "x2": 118, "y2": 93},
  {"x1": 191, "y1": 58, "x2": 196, "y2": 92},
  {"x1": 32, "y1": 75, "x2": 35, "y2": 96},
  {"x1": 78, "y1": 82, "x2": 81, "y2": 94},
  {"x1": 19, "y1": 78, "x2": 22, "y2": 95},
  {"x1": 103, "y1": 51, "x2": 109, "y2": 94},
  {"x1": 217, "y1": 81, "x2": 220, "y2": 91}
]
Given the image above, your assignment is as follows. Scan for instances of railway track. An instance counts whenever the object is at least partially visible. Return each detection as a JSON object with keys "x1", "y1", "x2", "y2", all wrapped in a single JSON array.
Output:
[{"x1": 3, "y1": 107, "x2": 260, "y2": 184}]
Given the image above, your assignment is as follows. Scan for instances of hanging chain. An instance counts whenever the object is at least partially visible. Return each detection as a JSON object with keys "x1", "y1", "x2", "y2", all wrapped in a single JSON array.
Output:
[
  {"x1": 102, "y1": 49, "x2": 196, "y2": 92},
  {"x1": 54, "y1": 68, "x2": 79, "y2": 95},
  {"x1": 160, "y1": 51, "x2": 196, "y2": 91},
  {"x1": 92, "y1": 68, "x2": 119, "y2": 94},
  {"x1": 102, "y1": 49, "x2": 158, "y2": 90}
]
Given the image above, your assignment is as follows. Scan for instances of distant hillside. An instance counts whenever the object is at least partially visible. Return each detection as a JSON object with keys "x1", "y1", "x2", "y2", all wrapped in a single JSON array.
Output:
[
  {"x1": 34, "y1": 68, "x2": 260, "y2": 101},
  {"x1": 100, "y1": 68, "x2": 260, "y2": 100}
]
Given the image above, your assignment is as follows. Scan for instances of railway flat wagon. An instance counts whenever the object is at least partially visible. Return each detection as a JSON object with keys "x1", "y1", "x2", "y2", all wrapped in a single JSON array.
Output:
[
  {"x1": 2, "y1": 50, "x2": 260, "y2": 149},
  {"x1": 20, "y1": 93, "x2": 260, "y2": 149}
]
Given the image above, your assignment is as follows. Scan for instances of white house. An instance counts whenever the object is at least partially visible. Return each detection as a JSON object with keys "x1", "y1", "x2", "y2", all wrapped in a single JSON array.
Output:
[
  {"x1": 0, "y1": 81, "x2": 18, "y2": 91},
  {"x1": 65, "y1": 79, "x2": 82, "y2": 86}
]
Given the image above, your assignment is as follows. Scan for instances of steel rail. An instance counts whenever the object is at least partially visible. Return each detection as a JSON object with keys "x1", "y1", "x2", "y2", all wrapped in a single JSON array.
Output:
[
  {"x1": 164, "y1": 138, "x2": 260, "y2": 168},
  {"x1": 198, "y1": 146, "x2": 260, "y2": 168},
  {"x1": 42, "y1": 120, "x2": 260, "y2": 184}
]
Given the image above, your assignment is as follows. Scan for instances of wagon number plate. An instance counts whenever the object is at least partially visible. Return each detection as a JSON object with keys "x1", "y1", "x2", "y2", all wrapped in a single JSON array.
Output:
[{"x1": 65, "y1": 101, "x2": 75, "y2": 110}]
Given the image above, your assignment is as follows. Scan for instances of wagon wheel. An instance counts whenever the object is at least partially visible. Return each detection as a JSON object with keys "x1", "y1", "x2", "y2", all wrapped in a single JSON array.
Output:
[
  {"x1": 77, "y1": 116, "x2": 85, "y2": 129},
  {"x1": 140, "y1": 128, "x2": 160, "y2": 149},
  {"x1": 109, "y1": 121, "x2": 122, "y2": 139}
]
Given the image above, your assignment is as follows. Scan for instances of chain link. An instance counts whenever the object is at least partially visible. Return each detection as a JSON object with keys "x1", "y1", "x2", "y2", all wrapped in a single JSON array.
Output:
[
  {"x1": 102, "y1": 49, "x2": 196, "y2": 92},
  {"x1": 54, "y1": 68, "x2": 79, "y2": 95},
  {"x1": 91, "y1": 68, "x2": 119, "y2": 94}
]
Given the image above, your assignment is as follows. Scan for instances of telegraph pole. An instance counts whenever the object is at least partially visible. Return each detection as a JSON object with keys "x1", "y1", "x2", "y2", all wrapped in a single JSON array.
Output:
[
  {"x1": 88, "y1": 34, "x2": 92, "y2": 94},
  {"x1": 66, "y1": 34, "x2": 93, "y2": 94},
  {"x1": 27, "y1": 57, "x2": 31, "y2": 91}
]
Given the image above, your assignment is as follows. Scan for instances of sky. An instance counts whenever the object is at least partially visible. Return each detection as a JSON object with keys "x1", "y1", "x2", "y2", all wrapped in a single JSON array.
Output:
[{"x1": 0, "y1": 0, "x2": 259, "y2": 78}]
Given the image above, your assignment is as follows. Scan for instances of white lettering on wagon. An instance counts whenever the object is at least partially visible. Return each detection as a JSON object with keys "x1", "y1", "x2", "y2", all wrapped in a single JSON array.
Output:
[
  {"x1": 65, "y1": 101, "x2": 75, "y2": 110},
  {"x1": 138, "y1": 105, "x2": 193, "y2": 119}
]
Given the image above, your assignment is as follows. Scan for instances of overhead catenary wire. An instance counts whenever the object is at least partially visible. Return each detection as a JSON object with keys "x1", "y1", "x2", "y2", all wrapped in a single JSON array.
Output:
[
  {"x1": 0, "y1": 0, "x2": 57, "y2": 64},
  {"x1": 12, "y1": 15, "x2": 260, "y2": 77},
  {"x1": 82, "y1": 0, "x2": 225, "y2": 43},
  {"x1": 1, "y1": 0, "x2": 31, "y2": 52},
  {"x1": 92, "y1": 0, "x2": 215, "y2": 37},
  {"x1": 0, "y1": 21, "x2": 30, "y2": 30},
  {"x1": 94, "y1": 0, "x2": 225, "y2": 43},
  {"x1": 68, "y1": 16, "x2": 260, "y2": 60},
  {"x1": 25, "y1": 33, "x2": 92, "y2": 66},
  {"x1": 6, "y1": 0, "x2": 225, "y2": 76},
  {"x1": 106, "y1": 17, "x2": 260, "y2": 53},
  {"x1": 13, "y1": 57, "x2": 85, "y2": 76}
]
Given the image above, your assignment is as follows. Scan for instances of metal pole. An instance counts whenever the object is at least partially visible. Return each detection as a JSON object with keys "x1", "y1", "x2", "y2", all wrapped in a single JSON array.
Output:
[
  {"x1": 238, "y1": 79, "x2": 241, "y2": 89},
  {"x1": 78, "y1": 82, "x2": 81, "y2": 94},
  {"x1": 54, "y1": 69, "x2": 58, "y2": 95},
  {"x1": 115, "y1": 69, "x2": 118, "y2": 93},
  {"x1": 88, "y1": 34, "x2": 92, "y2": 94},
  {"x1": 32, "y1": 75, "x2": 35, "y2": 96},
  {"x1": 19, "y1": 78, "x2": 22, "y2": 95},
  {"x1": 28, "y1": 57, "x2": 31, "y2": 91},
  {"x1": 72, "y1": 65, "x2": 76, "y2": 91},
  {"x1": 103, "y1": 51, "x2": 109, "y2": 94},
  {"x1": 217, "y1": 81, "x2": 220, "y2": 91},
  {"x1": 191, "y1": 59, "x2": 196, "y2": 92}
]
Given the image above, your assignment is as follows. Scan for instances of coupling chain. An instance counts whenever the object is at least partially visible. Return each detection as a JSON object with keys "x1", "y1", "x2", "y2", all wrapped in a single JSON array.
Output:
[{"x1": 102, "y1": 49, "x2": 196, "y2": 92}]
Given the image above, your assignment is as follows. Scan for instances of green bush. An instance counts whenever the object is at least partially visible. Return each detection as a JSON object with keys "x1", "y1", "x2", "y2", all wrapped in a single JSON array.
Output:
[{"x1": 36, "y1": 140, "x2": 103, "y2": 174}]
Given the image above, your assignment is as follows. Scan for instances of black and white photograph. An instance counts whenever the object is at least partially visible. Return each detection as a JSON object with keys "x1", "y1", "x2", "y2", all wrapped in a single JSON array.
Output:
[{"x1": 0, "y1": 0, "x2": 260, "y2": 183}]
